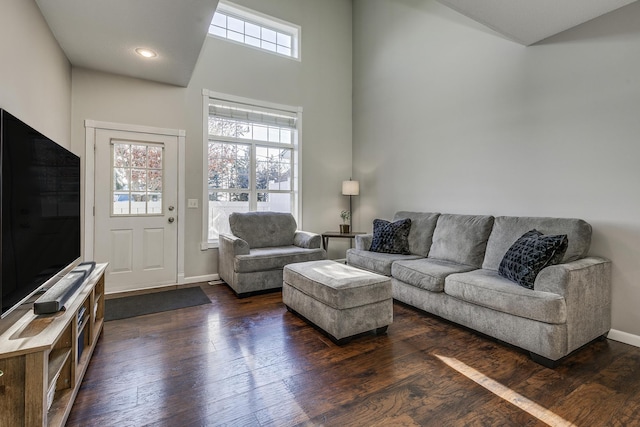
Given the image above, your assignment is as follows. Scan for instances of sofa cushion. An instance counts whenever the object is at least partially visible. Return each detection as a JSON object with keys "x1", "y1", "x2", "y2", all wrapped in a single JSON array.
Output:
[
  {"x1": 444, "y1": 269, "x2": 567, "y2": 324},
  {"x1": 234, "y1": 246, "x2": 325, "y2": 273},
  {"x1": 498, "y1": 230, "x2": 568, "y2": 289},
  {"x1": 428, "y1": 214, "x2": 494, "y2": 268},
  {"x1": 370, "y1": 218, "x2": 412, "y2": 254},
  {"x1": 229, "y1": 211, "x2": 297, "y2": 249},
  {"x1": 392, "y1": 258, "x2": 476, "y2": 292},
  {"x1": 346, "y1": 249, "x2": 422, "y2": 276},
  {"x1": 482, "y1": 216, "x2": 592, "y2": 271},
  {"x1": 392, "y1": 212, "x2": 440, "y2": 257}
]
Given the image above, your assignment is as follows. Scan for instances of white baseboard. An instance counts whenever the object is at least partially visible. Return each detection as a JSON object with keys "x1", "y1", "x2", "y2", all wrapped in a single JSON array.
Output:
[
  {"x1": 105, "y1": 274, "x2": 221, "y2": 297},
  {"x1": 181, "y1": 273, "x2": 220, "y2": 285},
  {"x1": 607, "y1": 329, "x2": 640, "y2": 348}
]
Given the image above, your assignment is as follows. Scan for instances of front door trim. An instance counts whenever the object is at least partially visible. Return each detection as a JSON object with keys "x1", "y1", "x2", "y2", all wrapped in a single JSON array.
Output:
[{"x1": 84, "y1": 120, "x2": 186, "y2": 286}]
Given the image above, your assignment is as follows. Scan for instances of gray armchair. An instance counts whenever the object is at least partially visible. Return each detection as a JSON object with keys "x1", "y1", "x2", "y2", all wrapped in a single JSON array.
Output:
[{"x1": 218, "y1": 211, "x2": 326, "y2": 297}]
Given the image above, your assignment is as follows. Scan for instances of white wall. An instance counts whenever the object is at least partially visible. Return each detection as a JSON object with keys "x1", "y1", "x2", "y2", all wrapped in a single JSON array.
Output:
[
  {"x1": 353, "y1": 0, "x2": 640, "y2": 338},
  {"x1": 0, "y1": 0, "x2": 71, "y2": 146},
  {"x1": 71, "y1": 0, "x2": 353, "y2": 280}
]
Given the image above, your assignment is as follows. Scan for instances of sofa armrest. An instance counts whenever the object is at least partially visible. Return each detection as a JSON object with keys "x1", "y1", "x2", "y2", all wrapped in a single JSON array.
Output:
[
  {"x1": 535, "y1": 256, "x2": 612, "y2": 351},
  {"x1": 294, "y1": 230, "x2": 321, "y2": 249},
  {"x1": 355, "y1": 234, "x2": 373, "y2": 251},
  {"x1": 534, "y1": 257, "x2": 610, "y2": 296}
]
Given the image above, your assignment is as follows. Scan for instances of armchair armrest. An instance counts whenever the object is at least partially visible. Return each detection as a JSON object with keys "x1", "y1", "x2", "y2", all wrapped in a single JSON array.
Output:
[
  {"x1": 355, "y1": 234, "x2": 373, "y2": 251},
  {"x1": 219, "y1": 233, "x2": 250, "y2": 256},
  {"x1": 218, "y1": 233, "x2": 250, "y2": 285},
  {"x1": 294, "y1": 230, "x2": 321, "y2": 249}
]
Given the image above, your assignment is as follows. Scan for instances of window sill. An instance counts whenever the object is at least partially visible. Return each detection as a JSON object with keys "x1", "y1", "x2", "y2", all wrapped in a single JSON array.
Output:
[{"x1": 202, "y1": 241, "x2": 219, "y2": 250}]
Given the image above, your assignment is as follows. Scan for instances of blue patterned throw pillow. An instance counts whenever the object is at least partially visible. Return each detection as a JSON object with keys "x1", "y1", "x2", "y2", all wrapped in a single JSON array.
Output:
[
  {"x1": 498, "y1": 229, "x2": 568, "y2": 289},
  {"x1": 370, "y1": 218, "x2": 412, "y2": 254}
]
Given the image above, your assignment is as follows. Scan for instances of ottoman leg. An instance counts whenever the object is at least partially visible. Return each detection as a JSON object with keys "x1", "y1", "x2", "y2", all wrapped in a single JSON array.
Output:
[{"x1": 376, "y1": 326, "x2": 389, "y2": 335}]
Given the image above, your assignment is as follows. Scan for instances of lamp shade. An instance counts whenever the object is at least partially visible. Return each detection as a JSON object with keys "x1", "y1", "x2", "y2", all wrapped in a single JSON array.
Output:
[{"x1": 342, "y1": 180, "x2": 360, "y2": 196}]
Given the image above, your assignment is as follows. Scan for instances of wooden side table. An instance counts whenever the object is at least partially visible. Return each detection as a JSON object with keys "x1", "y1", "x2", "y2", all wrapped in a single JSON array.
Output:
[{"x1": 322, "y1": 231, "x2": 366, "y2": 251}]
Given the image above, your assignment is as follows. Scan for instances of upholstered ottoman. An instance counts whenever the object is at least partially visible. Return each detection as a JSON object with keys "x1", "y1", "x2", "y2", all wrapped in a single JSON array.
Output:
[{"x1": 283, "y1": 260, "x2": 393, "y2": 343}]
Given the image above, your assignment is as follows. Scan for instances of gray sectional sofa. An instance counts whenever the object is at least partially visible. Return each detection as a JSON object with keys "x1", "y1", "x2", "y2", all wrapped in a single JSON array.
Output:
[{"x1": 346, "y1": 212, "x2": 611, "y2": 367}]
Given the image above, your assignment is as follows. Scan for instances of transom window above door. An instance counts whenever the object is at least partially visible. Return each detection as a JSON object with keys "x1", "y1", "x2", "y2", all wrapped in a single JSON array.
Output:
[{"x1": 111, "y1": 141, "x2": 164, "y2": 215}]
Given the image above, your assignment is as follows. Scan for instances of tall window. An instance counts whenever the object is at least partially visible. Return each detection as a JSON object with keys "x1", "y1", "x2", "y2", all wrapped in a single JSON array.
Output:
[
  {"x1": 202, "y1": 90, "x2": 300, "y2": 247},
  {"x1": 208, "y1": 1, "x2": 300, "y2": 60}
]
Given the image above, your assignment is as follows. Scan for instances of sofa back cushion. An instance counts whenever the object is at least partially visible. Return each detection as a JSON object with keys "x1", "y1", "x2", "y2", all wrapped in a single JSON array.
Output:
[
  {"x1": 429, "y1": 214, "x2": 495, "y2": 267},
  {"x1": 392, "y1": 211, "x2": 440, "y2": 257},
  {"x1": 229, "y1": 211, "x2": 297, "y2": 248},
  {"x1": 482, "y1": 216, "x2": 592, "y2": 271}
]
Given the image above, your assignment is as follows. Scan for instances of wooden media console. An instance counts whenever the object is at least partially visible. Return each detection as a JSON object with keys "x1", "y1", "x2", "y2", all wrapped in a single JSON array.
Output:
[{"x1": 0, "y1": 263, "x2": 107, "y2": 427}]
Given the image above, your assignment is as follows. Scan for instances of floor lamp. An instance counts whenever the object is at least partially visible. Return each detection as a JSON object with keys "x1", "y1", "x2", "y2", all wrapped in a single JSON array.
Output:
[{"x1": 342, "y1": 179, "x2": 360, "y2": 233}]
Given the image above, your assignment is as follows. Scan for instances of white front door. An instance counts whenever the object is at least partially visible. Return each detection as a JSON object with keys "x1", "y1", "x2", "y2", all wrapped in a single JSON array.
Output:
[{"x1": 93, "y1": 128, "x2": 179, "y2": 293}]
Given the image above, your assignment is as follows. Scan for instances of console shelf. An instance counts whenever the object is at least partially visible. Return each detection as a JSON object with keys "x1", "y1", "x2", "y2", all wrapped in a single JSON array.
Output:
[{"x1": 0, "y1": 263, "x2": 107, "y2": 427}]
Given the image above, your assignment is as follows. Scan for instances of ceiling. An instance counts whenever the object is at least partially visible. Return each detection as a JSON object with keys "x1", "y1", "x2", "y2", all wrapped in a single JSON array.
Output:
[
  {"x1": 35, "y1": 0, "x2": 219, "y2": 87},
  {"x1": 35, "y1": 0, "x2": 637, "y2": 87},
  {"x1": 437, "y1": 0, "x2": 638, "y2": 45}
]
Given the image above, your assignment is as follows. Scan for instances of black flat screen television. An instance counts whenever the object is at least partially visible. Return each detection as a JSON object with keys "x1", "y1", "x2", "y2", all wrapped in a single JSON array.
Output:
[{"x1": 1, "y1": 109, "x2": 81, "y2": 318}]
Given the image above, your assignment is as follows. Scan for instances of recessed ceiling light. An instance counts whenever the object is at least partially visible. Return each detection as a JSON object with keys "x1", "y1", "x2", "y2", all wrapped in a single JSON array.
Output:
[{"x1": 135, "y1": 48, "x2": 157, "y2": 58}]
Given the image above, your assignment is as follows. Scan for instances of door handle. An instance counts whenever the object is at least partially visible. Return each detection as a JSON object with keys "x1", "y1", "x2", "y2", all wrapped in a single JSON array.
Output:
[{"x1": 168, "y1": 217, "x2": 175, "y2": 223}]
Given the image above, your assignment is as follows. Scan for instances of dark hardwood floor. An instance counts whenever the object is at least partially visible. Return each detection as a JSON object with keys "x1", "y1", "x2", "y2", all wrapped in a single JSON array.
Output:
[{"x1": 67, "y1": 283, "x2": 640, "y2": 427}]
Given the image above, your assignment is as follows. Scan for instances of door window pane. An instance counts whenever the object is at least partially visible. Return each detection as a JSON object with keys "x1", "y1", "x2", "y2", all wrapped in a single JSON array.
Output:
[{"x1": 112, "y1": 142, "x2": 164, "y2": 215}]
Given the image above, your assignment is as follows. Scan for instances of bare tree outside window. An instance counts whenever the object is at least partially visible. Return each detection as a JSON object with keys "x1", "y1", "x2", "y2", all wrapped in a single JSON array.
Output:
[{"x1": 205, "y1": 96, "x2": 298, "y2": 243}]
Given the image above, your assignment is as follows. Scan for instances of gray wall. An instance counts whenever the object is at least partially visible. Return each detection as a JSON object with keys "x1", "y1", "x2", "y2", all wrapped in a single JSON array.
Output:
[
  {"x1": 71, "y1": 0, "x2": 353, "y2": 279},
  {"x1": 353, "y1": 0, "x2": 640, "y2": 337},
  {"x1": 0, "y1": 0, "x2": 71, "y2": 146}
]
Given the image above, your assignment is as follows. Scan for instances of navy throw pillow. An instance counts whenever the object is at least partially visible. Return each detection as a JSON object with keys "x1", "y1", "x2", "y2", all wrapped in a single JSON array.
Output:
[
  {"x1": 370, "y1": 218, "x2": 412, "y2": 255},
  {"x1": 498, "y1": 229, "x2": 568, "y2": 289}
]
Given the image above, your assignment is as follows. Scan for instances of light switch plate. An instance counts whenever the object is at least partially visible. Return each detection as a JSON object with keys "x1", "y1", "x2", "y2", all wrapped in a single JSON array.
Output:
[{"x1": 188, "y1": 199, "x2": 198, "y2": 208}]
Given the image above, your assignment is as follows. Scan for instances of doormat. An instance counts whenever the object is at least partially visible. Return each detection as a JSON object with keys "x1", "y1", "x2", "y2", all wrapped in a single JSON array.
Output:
[{"x1": 105, "y1": 286, "x2": 211, "y2": 321}]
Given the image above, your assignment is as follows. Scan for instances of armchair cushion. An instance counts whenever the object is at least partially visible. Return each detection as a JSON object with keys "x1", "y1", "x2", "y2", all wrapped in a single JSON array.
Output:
[
  {"x1": 235, "y1": 246, "x2": 326, "y2": 273},
  {"x1": 229, "y1": 211, "x2": 297, "y2": 248}
]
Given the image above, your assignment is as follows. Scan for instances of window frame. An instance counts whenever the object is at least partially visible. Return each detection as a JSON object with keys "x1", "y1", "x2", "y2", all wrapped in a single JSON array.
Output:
[
  {"x1": 208, "y1": 1, "x2": 301, "y2": 61},
  {"x1": 201, "y1": 89, "x2": 302, "y2": 249},
  {"x1": 110, "y1": 141, "x2": 165, "y2": 217}
]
